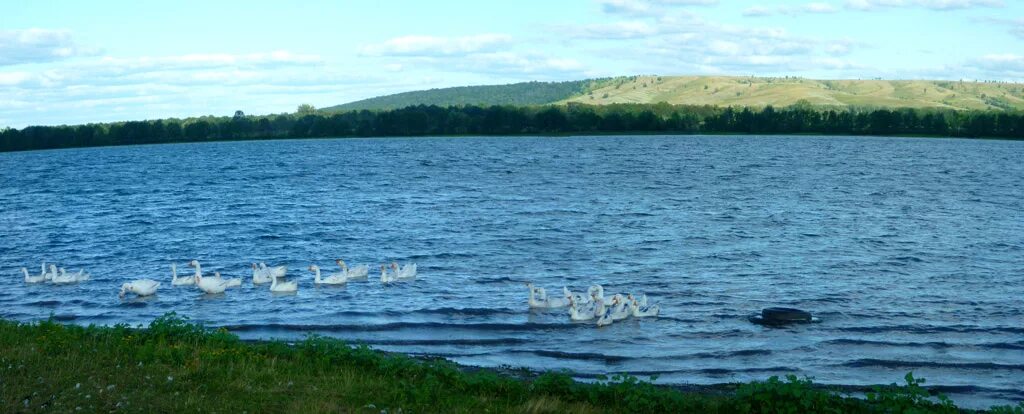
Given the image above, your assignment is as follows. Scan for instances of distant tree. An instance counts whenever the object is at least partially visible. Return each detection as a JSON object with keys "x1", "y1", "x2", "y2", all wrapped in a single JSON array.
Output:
[
  {"x1": 296, "y1": 104, "x2": 317, "y2": 116},
  {"x1": 2, "y1": 101, "x2": 1023, "y2": 153}
]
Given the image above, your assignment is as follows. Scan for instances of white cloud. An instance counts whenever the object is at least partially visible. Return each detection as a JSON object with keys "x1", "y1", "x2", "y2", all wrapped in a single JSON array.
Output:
[
  {"x1": 742, "y1": 6, "x2": 774, "y2": 16},
  {"x1": 561, "y1": 10, "x2": 872, "y2": 77},
  {"x1": 359, "y1": 34, "x2": 513, "y2": 57},
  {"x1": 598, "y1": 0, "x2": 717, "y2": 16},
  {"x1": 845, "y1": 0, "x2": 1003, "y2": 11},
  {"x1": 359, "y1": 32, "x2": 588, "y2": 79},
  {"x1": 0, "y1": 29, "x2": 96, "y2": 66},
  {"x1": 977, "y1": 17, "x2": 1024, "y2": 39},
  {"x1": 824, "y1": 42, "x2": 853, "y2": 55},
  {"x1": 803, "y1": 2, "x2": 839, "y2": 12},
  {"x1": 600, "y1": 0, "x2": 654, "y2": 14},
  {"x1": 0, "y1": 49, "x2": 372, "y2": 127},
  {"x1": 972, "y1": 54, "x2": 1024, "y2": 75},
  {"x1": 0, "y1": 71, "x2": 35, "y2": 86},
  {"x1": 461, "y1": 53, "x2": 586, "y2": 76},
  {"x1": 95, "y1": 51, "x2": 322, "y2": 73},
  {"x1": 568, "y1": 21, "x2": 660, "y2": 39},
  {"x1": 744, "y1": 2, "x2": 840, "y2": 16}
]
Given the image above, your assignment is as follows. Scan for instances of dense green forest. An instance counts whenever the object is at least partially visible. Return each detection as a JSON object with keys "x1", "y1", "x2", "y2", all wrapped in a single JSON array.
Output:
[
  {"x1": 321, "y1": 80, "x2": 602, "y2": 112},
  {"x1": 1, "y1": 103, "x2": 1021, "y2": 152}
]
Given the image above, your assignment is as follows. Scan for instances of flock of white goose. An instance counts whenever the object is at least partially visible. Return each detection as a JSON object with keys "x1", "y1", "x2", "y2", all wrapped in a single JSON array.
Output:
[
  {"x1": 20, "y1": 263, "x2": 91, "y2": 284},
  {"x1": 527, "y1": 283, "x2": 660, "y2": 327},
  {"x1": 20, "y1": 261, "x2": 660, "y2": 327},
  {"x1": 19, "y1": 259, "x2": 419, "y2": 297}
]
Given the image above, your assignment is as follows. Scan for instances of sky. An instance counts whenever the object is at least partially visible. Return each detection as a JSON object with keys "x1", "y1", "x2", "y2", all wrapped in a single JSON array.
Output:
[{"x1": 1, "y1": 0, "x2": 1022, "y2": 128}]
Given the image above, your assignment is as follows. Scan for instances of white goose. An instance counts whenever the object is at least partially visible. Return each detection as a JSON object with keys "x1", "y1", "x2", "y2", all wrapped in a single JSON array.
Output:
[
  {"x1": 269, "y1": 274, "x2": 298, "y2": 293},
  {"x1": 21, "y1": 267, "x2": 46, "y2": 283},
  {"x1": 592, "y1": 293, "x2": 609, "y2": 318},
  {"x1": 607, "y1": 294, "x2": 632, "y2": 322},
  {"x1": 70, "y1": 267, "x2": 90, "y2": 282},
  {"x1": 379, "y1": 264, "x2": 398, "y2": 284},
  {"x1": 631, "y1": 293, "x2": 649, "y2": 308},
  {"x1": 41, "y1": 262, "x2": 56, "y2": 281},
  {"x1": 527, "y1": 283, "x2": 544, "y2": 307},
  {"x1": 213, "y1": 272, "x2": 242, "y2": 288},
  {"x1": 251, "y1": 263, "x2": 273, "y2": 285},
  {"x1": 629, "y1": 295, "x2": 659, "y2": 317},
  {"x1": 259, "y1": 262, "x2": 287, "y2": 279},
  {"x1": 52, "y1": 266, "x2": 83, "y2": 284},
  {"x1": 189, "y1": 260, "x2": 230, "y2": 294},
  {"x1": 119, "y1": 279, "x2": 160, "y2": 297},
  {"x1": 588, "y1": 284, "x2": 605, "y2": 302},
  {"x1": 568, "y1": 295, "x2": 596, "y2": 321},
  {"x1": 526, "y1": 283, "x2": 570, "y2": 308},
  {"x1": 310, "y1": 264, "x2": 347, "y2": 285},
  {"x1": 596, "y1": 306, "x2": 614, "y2": 327},
  {"x1": 390, "y1": 262, "x2": 417, "y2": 280},
  {"x1": 565, "y1": 287, "x2": 590, "y2": 305},
  {"x1": 336, "y1": 259, "x2": 369, "y2": 280},
  {"x1": 170, "y1": 263, "x2": 194, "y2": 286}
]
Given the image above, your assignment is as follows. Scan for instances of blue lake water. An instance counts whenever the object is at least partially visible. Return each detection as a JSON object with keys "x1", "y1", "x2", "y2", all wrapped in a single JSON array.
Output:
[{"x1": 1, "y1": 135, "x2": 1022, "y2": 407}]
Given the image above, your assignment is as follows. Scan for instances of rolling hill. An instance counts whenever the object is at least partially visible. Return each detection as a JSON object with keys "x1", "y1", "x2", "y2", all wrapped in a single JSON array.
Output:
[
  {"x1": 325, "y1": 75, "x2": 1024, "y2": 112},
  {"x1": 321, "y1": 80, "x2": 599, "y2": 112}
]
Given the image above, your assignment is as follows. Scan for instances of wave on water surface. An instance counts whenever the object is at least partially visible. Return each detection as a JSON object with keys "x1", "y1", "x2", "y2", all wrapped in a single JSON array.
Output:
[{"x1": 1, "y1": 135, "x2": 1023, "y2": 408}]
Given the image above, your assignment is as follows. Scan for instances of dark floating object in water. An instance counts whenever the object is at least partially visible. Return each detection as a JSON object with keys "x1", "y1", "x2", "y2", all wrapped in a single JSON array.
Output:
[{"x1": 749, "y1": 307, "x2": 817, "y2": 326}]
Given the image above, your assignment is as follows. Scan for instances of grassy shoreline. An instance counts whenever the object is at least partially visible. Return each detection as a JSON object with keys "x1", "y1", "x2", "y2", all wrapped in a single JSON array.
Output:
[{"x1": 2, "y1": 314, "x2": 1020, "y2": 413}]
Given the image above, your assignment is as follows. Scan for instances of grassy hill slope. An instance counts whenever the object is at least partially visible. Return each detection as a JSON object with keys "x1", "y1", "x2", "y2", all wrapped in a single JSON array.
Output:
[
  {"x1": 562, "y1": 76, "x2": 1024, "y2": 111},
  {"x1": 321, "y1": 80, "x2": 600, "y2": 112},
  {"x1": 327, "y1": 75, "x2": 1024, "y2": 112}
]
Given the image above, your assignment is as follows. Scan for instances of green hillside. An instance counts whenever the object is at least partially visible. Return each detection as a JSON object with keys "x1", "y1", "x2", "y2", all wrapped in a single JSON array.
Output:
[
  {"x1": 328, "y1": 75, "x2": 1024, "y2": 112},
  {"x1": 321, "y1": 80, "x2": 602, "y2": 112}
]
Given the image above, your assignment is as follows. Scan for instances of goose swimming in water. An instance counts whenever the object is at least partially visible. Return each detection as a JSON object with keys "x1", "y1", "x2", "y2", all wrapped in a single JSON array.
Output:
[
  {"x1": 213, "y1": 272, "x2": 242, "y2": 288},
  {"x1": 258, "y1": 262, "x2": 287, "y2": 279},
  {"x1": 21, "y1": 267, "x2": 46, "y2": 283},
  {"x1": 251, "y1": 263, "x2": 274, "y2": 285},
  {"x1": 379, "y1": 264, "x2": 398, "y2": 284},
  {"x1": 564, "y1": 287, "x2": 590, "y2": 305},
  {"x1": 608, "y1": 295, "x2": 631, "y2": 322},
  {"x1": 568, "y1": 295, "x2": 596, "y2": 321},
  {"x1": 269, "y1": 273, "x2": 298, "y2": 293},
  {"x1": 120, "y1": 279, "x2": 160, "y2": 297},
  {"x1": 598, "y1": 297, "x2": 610, "y2": 325},
  {"x1": 592, "y1": 292, "x2": 609, "y2": 318},
  {"x1": 390, "y1": 262, "x2": 417, "y2": 280},
  {"x1": 632, "y1": 293, "x2": 648, "y2": 308},
  {"x1": 171, "y1": 262, "x2": 194, "y2": 285},
  {"x1": 189, "y1": 260, "x2": 230, "y2": 294},
  {"x1": 52, "y1": 266, "x2": 86, "y2": 284},
  {"x1": 310, "y1": 264, "x2": 347, "y2": 285},
  {"x1": 40, "y1": 262, "x2": 56, "y2": 281},
  {"x1": 628, "y1": 294, "x2": 658, "y2": 317},
  {"x1": 335, "y1": 259, "x2": 369, "y2": 280},
  {"x1": 527, "y1": 283, "x2": 570, "y2": 308}
]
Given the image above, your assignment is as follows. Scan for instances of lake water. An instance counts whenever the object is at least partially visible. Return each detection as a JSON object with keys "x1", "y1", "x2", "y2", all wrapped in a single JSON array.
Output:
[{"x1": 1, "y1": 135, "x2": 1022, "y2": 408}]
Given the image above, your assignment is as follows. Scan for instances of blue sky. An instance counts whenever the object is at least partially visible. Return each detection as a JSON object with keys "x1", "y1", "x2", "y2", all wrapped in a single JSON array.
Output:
[{"x1": 2, "y1": 0, "x2": 1022, "y2": 127}]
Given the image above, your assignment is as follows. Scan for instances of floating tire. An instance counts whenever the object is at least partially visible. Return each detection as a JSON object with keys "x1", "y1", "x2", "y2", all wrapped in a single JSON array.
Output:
[{"x1": 749, "y1": 307, "x2": 813, "y2": 326}]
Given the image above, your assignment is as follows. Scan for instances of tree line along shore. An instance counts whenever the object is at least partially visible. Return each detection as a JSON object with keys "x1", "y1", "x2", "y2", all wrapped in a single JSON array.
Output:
[
  {"x1": 1, "y1": 103, "x2": 1022, "y2": 153},
  {"x1": 2, "y1": 314, "x2": 1022, "y2": 413}
]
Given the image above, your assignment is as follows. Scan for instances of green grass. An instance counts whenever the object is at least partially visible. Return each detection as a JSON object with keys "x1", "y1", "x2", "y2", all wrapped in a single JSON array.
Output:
[
  {"x1": 321, "y1": 75, "x2": 1024, "y2": 112},
  {"x1": 564, "y1": 76, "x2": 1024, "y2": 111},
  {"x1": 321, "y1": 80, "x2": 602, "y2": 112},
  {"x1": 2, "y1": 314, "x2": 1022, "y2": 413}
]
